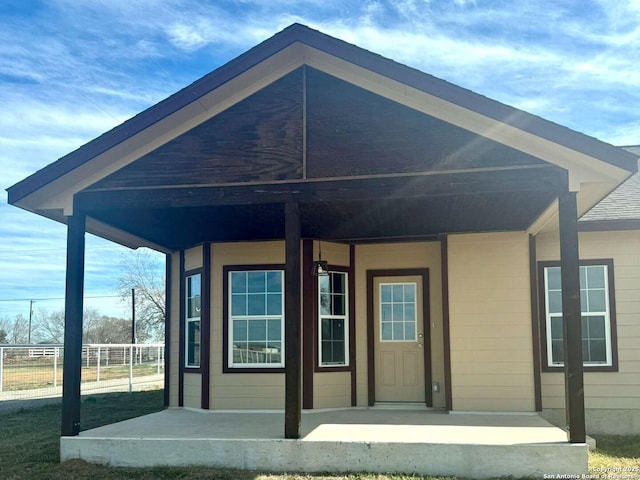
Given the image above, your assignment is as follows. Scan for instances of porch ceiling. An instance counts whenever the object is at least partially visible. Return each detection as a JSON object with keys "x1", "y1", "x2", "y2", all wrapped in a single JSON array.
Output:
[{"x1": 74, "y1": 166, "x2": 565, "y2": 250}]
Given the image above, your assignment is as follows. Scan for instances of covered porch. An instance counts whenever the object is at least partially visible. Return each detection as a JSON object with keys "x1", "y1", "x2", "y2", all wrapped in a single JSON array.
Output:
[{"x1": 61, "y1": 407, "x2": 587, "y2": 478}]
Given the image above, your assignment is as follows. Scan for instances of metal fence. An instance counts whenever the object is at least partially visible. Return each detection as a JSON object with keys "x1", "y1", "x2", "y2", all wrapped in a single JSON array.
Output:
[{"x1": 0, "y1": 344, "x2": 164, "y2": 401}]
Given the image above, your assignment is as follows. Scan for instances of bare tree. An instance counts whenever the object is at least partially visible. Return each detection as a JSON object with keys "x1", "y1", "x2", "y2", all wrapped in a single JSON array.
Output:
[
  {"x1": 116, "y1": 249, "x2": 166, "y2": 342},
  {"x1": 0, "y1": 329, "x2": 7, "y2": 343},
  {"x1": 31, "y1": 308, "x2": 65, "y2": 343},
  {"x1": 0, "y1": 315, "x2": 30, "y2": 344},
  {"x1": 84, "y1": 316, "x2": 131, "y2": 344}
]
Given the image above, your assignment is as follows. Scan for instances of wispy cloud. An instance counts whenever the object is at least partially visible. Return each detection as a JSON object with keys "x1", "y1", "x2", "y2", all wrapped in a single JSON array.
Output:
[{"x1": 1, "y1": 0, "x2": 638, "y2": 320}]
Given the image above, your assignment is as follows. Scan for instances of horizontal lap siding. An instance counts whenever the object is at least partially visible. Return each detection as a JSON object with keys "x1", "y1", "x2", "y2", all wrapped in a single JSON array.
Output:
[
  {"x1": 313, "y1": 372, "x2": 351, "y2": 408},
  {"x1": 210, "y1": 242, "x2": 286, "y2": 410},
  {"x1": 448, "y1": 232, "x2": 535, "y2": 412},
  {"x1": 182, "y1": 373, "x2": 201, "y2": 408},
  {"x1": 537, "y1": 230, "x2": 640, "y2": 411}
]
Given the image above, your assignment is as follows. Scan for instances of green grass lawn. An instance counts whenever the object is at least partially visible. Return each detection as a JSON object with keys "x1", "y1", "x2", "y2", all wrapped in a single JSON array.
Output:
[{"x1": 0, "y1": 390, "x2": 638, "y2": 479}]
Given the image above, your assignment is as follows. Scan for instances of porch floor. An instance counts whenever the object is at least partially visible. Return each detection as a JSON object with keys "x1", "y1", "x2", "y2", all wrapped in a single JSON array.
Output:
[{"x1": 61, "y1": 407, "x2": 588, "y2": 478}]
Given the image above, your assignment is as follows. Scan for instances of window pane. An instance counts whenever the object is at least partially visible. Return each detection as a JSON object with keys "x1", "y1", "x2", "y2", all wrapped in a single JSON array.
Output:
[
  {"x1": 320, "y1": 293, "x2": 331, "y2": 315},
  {"x1": 587, "y1": 290, "x2": 606, "y2": 312},
  {"x1": 187, "y1": 274, "x2": 201, "y2": 319},
  {"x1": 579, "y1": 266, "x2": 586, "y2": 289},
  {"x1": 231, "y1": 272, "x2": 246, "y2": 293},
  {"x1": 582, "y1": 339, "x2": 589, "y2": 362},
  {"x1": 404, "y1": 284, "x2": 416, "y2": 302},
  {"x1": 588, "y1": 316, "x2": 606, "y2": 339},
  {"x1": 267, "y1": 271, "x2": 282, "y2": 292},
  {"x1": 551, "y1": 316, "x2": 563, "y2": 340},
  {"x1": 547, "y1": 267, "x2": 561, "y2": 290},
  {"x1": 267, "y1": 293, "x2": 282, "y2": 315},
  {"x1": 321, "y1": 318, "x2": 332, "y2": 340},
  {"x1": 248, "y1": 294, "x2": 265, "y2": 315},
  {"x1": 548, "y1": 291, "x2": 562, "y2": 314},
  {"x1": 321, "y1": 342, "x2": 332, "y2": 364},
  {"x1": 381, "y1": 322, "x2": 392, "y2": 340},
  {"x1": 393, "y1": 322, "x2": 404, "y2": 340},
  {"x1": 404, "y1": 303, "x2": 416, "y2": 322},
  {"x1": 332, "y1": 273, "x2": 346, "y2": 294},
  {"x1": 333, "y1": 294, "x2": 346, "y2": 316},
  {"x1": 331, "y1": 341, "x2": 345, "y2": 363},
  {"x1": 381, "y1": 304, "x2": 392, "y2": 321},
  {"x1": 589, "y1": 339, "x2": 606, "y2": 362},
  {"x1": 332, "y1": 319, "x2": 345, "y2": 341},
  {"x1": 248, "y1": 320, "x2": 265, "y2": 341},
  {"x1": 551, "y1": 339, "x2": 564, "y2": 364},
  {"x1": 405, "y1": 321, "x2": 416, "y2": 340},
  {"x1": 187, "y1": 320, "x2": 200, "y2": 367},
  {"x1": 580, "y1": 290, "x2": 587, "y2": 312},
  {"x1": 233, "y1": 319, "x2": 247, "y2": 341},
  {"x1": 392, "y1": 285, "x2": 404, "y2": 302},
  {"x1": 381, "y1": 285, "x2": 392, "y2": 302},
  {"x1": 319, "y1": 275, "x2": 330, "y2": 294},
  {"x1": 587, "y1": 266, "x2": 605, "y2": 288},
  {"x1": 393, "y1": 304, "x2": 404, "y2": 321},
  {"x1": 267, "y1": 319, "x2": 281, "y2": 341},
  {"x1": 248, "y1": 271, "x2": 266, "y2": 293},
  {"x1": 231, "y1": 294, "x2": 246, "y2": 316}
]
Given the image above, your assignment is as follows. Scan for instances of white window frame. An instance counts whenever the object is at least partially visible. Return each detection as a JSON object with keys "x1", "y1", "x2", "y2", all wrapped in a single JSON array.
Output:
[
  {"x1": 543, "y1": 263, "x2": 613, "y2": 368},
  {"x1": 228, "y1": 269, "x2": 285, "y2": 369},
  {"x1": 379, "y1": 282, "x2": 418, "y2": 343},
  {"x1": 318, "y1": 271, "x2": 349, "y2": 368},
  {"x1": 185, "y1": 273, "x2": 201, "y2": 369}
]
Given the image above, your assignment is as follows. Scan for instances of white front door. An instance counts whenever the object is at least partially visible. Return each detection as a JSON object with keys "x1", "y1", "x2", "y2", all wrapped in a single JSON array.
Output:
[{"x1": 373, "y1": 275, "x2": 426, "y2": 402}]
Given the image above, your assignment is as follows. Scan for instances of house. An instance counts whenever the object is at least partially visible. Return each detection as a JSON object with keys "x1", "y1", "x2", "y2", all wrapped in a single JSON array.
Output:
[{"x1": 6, "y1": 24, "x2": 639, "y2": 477}]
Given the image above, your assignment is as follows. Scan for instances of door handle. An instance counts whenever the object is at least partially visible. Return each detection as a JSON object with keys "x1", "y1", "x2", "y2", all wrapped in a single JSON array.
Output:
[{"x1": 418, "y1": 333, "x2": 424, "y2": 338}]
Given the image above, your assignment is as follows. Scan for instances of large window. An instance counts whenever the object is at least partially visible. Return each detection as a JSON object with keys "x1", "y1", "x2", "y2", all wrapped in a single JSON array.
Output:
[
  {"x1": 318, "y1": 271, "x2": 348, "y2": 367},
  {"x1": 185, "y1": 273, "x2": 201, "y2": 368},
  {"x1": 228, "y1": 269, "x2": 284, "y2": 368},
  {"x1": 541, "y1": 260, "x2": 617, "y2": 369}
]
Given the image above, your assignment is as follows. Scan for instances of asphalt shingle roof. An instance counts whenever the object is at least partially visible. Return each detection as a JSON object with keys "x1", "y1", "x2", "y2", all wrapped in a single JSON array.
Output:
[{"x1": 581, "y1": 146, "x2": 640, "y2": 222}]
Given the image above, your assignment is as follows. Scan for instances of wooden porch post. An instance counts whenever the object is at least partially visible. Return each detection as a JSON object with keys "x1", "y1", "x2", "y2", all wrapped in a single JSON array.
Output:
[
  {"x1": 284, "y1": 202, "x2": 302, "y2": 439},
  {"x1": 61, "y1": 210, "x2": 86, "y2": 436},
  {"x1": 558, "y1": 190, "x2": 586, "y2": 443}
]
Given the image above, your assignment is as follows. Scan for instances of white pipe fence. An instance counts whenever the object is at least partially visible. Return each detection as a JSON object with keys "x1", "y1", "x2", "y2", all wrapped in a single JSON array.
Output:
[{"x1": 0, "y1": 343, "x2": 164, "y2": 401}]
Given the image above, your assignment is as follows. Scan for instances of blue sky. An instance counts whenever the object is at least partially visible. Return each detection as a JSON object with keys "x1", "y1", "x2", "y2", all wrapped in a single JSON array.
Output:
[{"x1": 1, "y1": 0, "x2": 639, "y2": 320}]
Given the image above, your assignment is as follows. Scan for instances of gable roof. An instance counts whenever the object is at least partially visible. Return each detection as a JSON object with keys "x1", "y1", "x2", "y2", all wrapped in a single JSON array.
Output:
[
  {"x1": 7, "y1": 23, "x2": 637, "y2": 207},
  {"x1": 580, "y1": 146, "x2": 640, "y2": 228}
]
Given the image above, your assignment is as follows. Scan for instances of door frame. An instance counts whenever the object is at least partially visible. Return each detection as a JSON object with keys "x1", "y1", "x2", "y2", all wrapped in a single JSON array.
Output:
[{"x1": 366, "y1": 268, "x2": 432, "y2": 407}]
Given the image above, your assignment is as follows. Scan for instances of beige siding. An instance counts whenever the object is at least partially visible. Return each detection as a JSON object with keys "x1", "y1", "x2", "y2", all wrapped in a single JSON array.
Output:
[
  {"x1": 537, "y1": 230, "x2": 640, "y2": 412},
  {"x1": 169, "y1": 251, "x2": 180, "y2": 407},
  {"x1": 355, "y1": 242, "x2": 445, "y2": 408},
  {"x1": 448, "y1": 232, "x2": 535, "y2": 412},
  {"x1": 209, "y1": 241, "x2": 286, "y2": 409},
  {"x1": 313, "y1": 372, "x2": 351, "y2": 409},
  {"x1": 184, "y1": 245, "x2": 202, "y2": 271},
  {"x1": 182, "y1": 373, "x2": 201, "y2": 408}
]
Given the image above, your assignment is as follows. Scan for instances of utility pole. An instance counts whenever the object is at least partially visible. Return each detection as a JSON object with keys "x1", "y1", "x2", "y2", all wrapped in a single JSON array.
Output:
[
  {"x1": 28, "y1": 300, "x2": 35, "y2": 344},
  {"x1": 131, "y1": 288, "x2": 136, "y2": 344}
]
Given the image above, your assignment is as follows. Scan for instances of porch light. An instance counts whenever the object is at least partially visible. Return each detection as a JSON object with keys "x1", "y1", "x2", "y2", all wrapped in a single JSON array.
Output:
[{"x1": 312, "y1": 242, "x2": 329, "y2": 276}]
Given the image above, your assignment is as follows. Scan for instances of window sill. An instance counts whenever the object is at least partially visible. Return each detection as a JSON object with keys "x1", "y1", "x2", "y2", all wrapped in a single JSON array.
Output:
[
  {"x1": 223, "y1": 366, "x2": 285, "y2": 374},
  {"x1": 542, "y1": 365, "x2": 618, "y2": 373}
]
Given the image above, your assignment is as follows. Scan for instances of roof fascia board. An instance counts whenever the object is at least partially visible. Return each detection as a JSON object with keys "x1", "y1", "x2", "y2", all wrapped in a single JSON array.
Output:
[
  {"x1": 301, "y1": 45, "x2": 632, "y2": 187},
  {"x1": 14, "y1": 44, "x2": 306, "y2": 214}
]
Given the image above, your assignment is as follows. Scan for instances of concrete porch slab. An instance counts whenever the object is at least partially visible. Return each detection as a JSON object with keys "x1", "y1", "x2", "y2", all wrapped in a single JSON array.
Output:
[{"x1": 60, "y1": 408, "x2": 588, "y2": 479}]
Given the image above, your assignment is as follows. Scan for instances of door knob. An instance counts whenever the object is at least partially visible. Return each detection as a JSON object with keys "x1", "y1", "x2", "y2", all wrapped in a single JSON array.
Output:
[{"x1": 418, "y1": 333, "x2": 424, "y2": 338}]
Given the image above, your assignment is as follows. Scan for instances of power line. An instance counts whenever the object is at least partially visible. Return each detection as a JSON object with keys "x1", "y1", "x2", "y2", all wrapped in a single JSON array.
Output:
[{"x1": 0, "y1": 295, "x2": 121, "y2": 303}]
